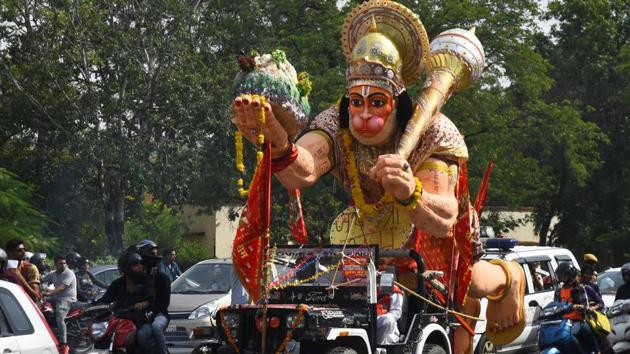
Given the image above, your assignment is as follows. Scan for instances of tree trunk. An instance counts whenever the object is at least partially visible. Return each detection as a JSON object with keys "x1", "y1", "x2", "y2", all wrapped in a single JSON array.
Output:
[
  {"x1": 538, "y1": 206, "x2": 555, "y2": 246},
  {"x1": 104, "y1": 178, "x2": 124, "y2": 254}
]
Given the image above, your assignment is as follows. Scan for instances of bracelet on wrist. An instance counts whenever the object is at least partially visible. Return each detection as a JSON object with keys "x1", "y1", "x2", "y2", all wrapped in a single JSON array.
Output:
[
  {"x1": 396, "y1": 177, "x2": 422, "y2": 211},
  {"x1": 272, "y1": 143, "x2": 299, "y2": 173}
]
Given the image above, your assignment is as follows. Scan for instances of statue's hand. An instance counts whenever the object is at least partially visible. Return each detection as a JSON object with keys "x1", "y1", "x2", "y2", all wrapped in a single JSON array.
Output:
[
  {"x1": 232, "y1": 95, "x2": 290, "y2": 158},
  {"x1": 369, "y1": 154, "x2": 416, "y2": 201}
]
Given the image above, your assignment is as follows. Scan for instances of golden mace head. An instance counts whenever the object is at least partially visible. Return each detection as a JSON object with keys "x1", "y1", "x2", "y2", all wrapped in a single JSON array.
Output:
[{"x1": 425, "y1": 27, "x2": 485, "y2": 92}]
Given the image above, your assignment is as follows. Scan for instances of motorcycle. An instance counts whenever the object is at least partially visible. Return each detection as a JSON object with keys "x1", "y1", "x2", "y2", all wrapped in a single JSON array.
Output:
[
  {"x1": 608, "y1": 299, "x2": 630, "y2": 354},
  {"x1": 537, "y1": 301, "x2": 598, "y2": 354},
  {"x1": 91, "y1": 308, "x2": 165, "y2": 354},
  {"x1": 41, "y1": 300, "x2": 110, "y2": 354}
]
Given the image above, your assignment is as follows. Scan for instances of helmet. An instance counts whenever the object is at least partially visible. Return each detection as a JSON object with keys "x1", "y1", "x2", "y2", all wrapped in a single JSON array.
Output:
[
  {"x1": 0, "y1": 248, "x2": 7, "y2": 262},
  {"x1": 66, "y1": 251, "x2": 82, "y2": 268},
  {"x1": 556, "y1": 262, "x2": 579, "y2": 279},
  {"x1": 24, "y1": 251, "x2": 33, "y2": 260},
  {"x1": 584, "y1": 253, "x2": 599, "y2": 263},
  {"x1": 29, "y1": 253, "x2": 47, "y2": 273},
  {"x1": 117, "y1": 251, "x2": 143, "y2": 275},
  {"x1": 135, "y1": 240, "x2": 158, "y2": 257},
  {"x1": 76, "y1": 258, "x2": 90, "y2": 268},
  {"x1": 622, "y1": 262, "x2": 630, "y2": 276}
]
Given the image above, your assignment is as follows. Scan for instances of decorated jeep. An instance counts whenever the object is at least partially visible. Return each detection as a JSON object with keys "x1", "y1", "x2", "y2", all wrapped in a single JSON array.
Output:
[{"x1": 210, "y1": 244, "x2": 454, "y2": 354}]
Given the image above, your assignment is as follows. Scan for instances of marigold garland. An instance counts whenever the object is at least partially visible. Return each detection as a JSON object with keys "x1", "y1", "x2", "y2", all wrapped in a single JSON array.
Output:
[
  {"x1": 340, "y1": 129, "x2": 422, "y2": 215},
  {"x1": 275, "y1": 304, "x2": 309, "y2": 354},
  {"x1": 220, "y1": 307, "x2": 240, "y2": 353},
  {"x1": 234, "y1": 95, "x2": 267, "y2": 198}
]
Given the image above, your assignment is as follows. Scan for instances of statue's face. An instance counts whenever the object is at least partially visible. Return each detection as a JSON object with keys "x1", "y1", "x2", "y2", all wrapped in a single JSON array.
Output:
[{"x1": 348, "y1": 85, "x2": 397, "y2": 146}]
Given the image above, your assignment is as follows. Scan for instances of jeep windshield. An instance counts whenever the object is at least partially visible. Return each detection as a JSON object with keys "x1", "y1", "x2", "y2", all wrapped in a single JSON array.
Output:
[{"x1": 268, "y1": 245, "x2": 376, "y2": 288}]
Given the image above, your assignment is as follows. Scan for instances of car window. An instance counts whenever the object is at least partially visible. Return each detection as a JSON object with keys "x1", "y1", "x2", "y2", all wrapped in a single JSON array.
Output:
[
  {"x1": 0, "y1": 288, "x2": 34, "y2": 335},
  {"x1": 95, "y1": 269, "x2": 119, "y2": 286},
  {"x1": 171, "y1": 263, "x2": 232, "y2": 294},
  {"x1": 598, "y1": 271, "x2": 623, "y2": 295},
  {"x1": 527, "y1": 261, "x2": 556, "y2": 292}
]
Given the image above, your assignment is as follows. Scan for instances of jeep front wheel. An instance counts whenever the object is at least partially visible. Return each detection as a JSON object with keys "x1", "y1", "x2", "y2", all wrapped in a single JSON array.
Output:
[
  {"x1": 422, "y1": 344, "x2": 447, "y2": 354},
  {"x1": 326, "y1": 347, "x2": 359, "y2": 354}
]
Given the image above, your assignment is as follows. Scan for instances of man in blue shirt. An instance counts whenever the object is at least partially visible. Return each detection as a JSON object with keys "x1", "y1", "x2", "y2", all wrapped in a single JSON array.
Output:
[{"x1": 158, "y1": 247, "x2": 181, "y2": 283}]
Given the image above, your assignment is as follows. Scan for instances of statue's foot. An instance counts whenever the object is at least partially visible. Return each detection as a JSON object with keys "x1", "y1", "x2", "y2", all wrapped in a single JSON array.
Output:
[{"x1": 485, "y1": 260, "x2": 525, "y2": 346}]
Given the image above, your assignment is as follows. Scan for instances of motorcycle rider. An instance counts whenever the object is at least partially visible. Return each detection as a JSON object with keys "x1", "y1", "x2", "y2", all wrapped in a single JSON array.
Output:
[
  {"x1": 65, "y1": 252, "x2": 81, "y2": 272},
  {"x1": 97, "y1": 250, "x2": 154, "y2": 353},
  {"x1": 5, "y1": 238, "x2": 41, "y2": 301},
  {"x1": 582, "y1": 264, "x2": 614, "y2": 354},
  {"x1": 136, "y1": 239, "x2": 171, "y2": 354},
  {"x1": 554, "y1": 261, "x2": 599, "y2": 353},
  {"x1": 615, "y1": 262, "x2": 630, "y2": 301},
  {"x1": 30, "y1": 253, "x2": 50, "y2": 275},
  {"x1": 75, "y1": 258, "x2": 107, "y2": 302},
  {"x1": 41, "y1": 255, "x2": 78, "y2": 354}
]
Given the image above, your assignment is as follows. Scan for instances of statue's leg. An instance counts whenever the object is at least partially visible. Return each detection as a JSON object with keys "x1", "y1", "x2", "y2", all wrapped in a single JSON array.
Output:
[
  {"x1": 467, "y1": 259, "x2": 525, "y2": 345},
  {"x1": 454, "y1": 297, "x2": 479, "y2": 354}
]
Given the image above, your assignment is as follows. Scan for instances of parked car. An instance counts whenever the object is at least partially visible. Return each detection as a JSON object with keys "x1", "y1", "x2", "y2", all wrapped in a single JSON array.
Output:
[
  {"x1": 598, "y1": 267, "x2": 622, "y2": 308},
  {"x1": 90, "y1": 264, "x2": 119, "y2": 287},
  {"x1": 166, "y1": 258, "x2": 234, "y2": 353},
  {"x1": 0, "y1": 280, "x2": 61, "y2": 354},
  {"x1": 472, "y1": 238, "x2": 579, "y2": 354}
]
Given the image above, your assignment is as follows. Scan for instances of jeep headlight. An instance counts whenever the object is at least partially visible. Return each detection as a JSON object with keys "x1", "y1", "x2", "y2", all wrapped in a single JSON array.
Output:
[
  {"x1": 286, "y1": 313, "x2": 305, "y2": 329},
  {"x1": 189, "y1": 301, "x2": 218, "y2": 320},
  {"x1": 223, "y1": 313, "x2": 239, "y2": 328},
  {"x1": 91, "y1": 321, "x2": 108, "y2": 339}
]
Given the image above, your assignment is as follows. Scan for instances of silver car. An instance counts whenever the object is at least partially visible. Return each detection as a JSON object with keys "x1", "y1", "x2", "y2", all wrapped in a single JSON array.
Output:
[{"x1": 166, "y1": 258, "x2": 234, "y2": 353}]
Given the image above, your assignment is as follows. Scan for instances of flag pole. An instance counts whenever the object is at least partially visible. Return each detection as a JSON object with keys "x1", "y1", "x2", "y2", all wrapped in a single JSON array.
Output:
[{"x1": 260, "y1": 141, "x2": 272, "y2": 354}]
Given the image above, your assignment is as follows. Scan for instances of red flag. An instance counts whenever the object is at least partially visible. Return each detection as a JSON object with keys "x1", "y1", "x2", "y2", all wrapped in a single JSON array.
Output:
[
  {"x1": 474, "y1": 161, "x2": 494, "y2": 215},
  {"x1": 288, "y1": 189, "x2": 308, "y2": 244},
  {"x1": 232, "y1": 142, "x2": 272, "y2": 303}
]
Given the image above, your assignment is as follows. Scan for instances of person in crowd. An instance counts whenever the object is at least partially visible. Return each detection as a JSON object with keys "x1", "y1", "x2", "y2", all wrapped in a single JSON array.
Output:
[
  {"x1": 75, "y1": 258, "x2": 107, "y2": 302},
  {"x1": 136, "y1": 240, "x2": 171, "y2": 354},
  {"x1": 554, "y1": 262, "x2": 599, "y2": 353},
  {"x1": 584, "y1": 253, "x2": 599, "y2": 269},
  {"x1": 615, "y1": 262, "x2": 630, "y2": 301},
  {"x1": 30, "y1": 253, "x2": 50, "y2": 276},
  {"x1": 530, "y1": 262, "x2": 545, "y2": 291},
  {"x1": 581, "y1": 264, "x2": 613, "y2": 354},
  {"x1": 5, "y1": 238, "x2": 41, "y2": 300},
  {"x1": 158, "y1": 247, "x2": 182, "y2": 283},
  {"x1": 41, "y1": 255, "x2": 77, "y2": 353},
  {"x1": 97, "y1": 249, "x2": 154, "y2": 352},
  {"x1": 65, "y1": 252, "x2": 82, "y2": 272},
  {"x1": 376, "y1": 276, "x2": 404, "y2": 344},
  {"x1": 0, "y1": 248, "x2": 7, "y2": 281}
]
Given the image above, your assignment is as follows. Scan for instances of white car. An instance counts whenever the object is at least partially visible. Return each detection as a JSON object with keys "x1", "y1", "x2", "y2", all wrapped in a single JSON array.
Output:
[
  {"x1": 0, "y1": 280, "x2": 60, "y2": 354},
  {"x1": 598, "y1": 267, "x2": 622, "y2": 308},
  {"x1": 472, "y1": 238, "x2": 579, "y2": 354}
]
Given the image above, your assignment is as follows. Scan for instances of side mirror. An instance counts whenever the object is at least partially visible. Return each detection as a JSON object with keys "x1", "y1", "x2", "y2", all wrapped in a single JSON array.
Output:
[{"x1": 379, "y1": 272, "x2": 395, "y2": 294}]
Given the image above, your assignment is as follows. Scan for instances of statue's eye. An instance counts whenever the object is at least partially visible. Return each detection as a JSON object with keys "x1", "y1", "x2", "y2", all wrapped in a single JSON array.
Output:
[
  {"x1": 350, "y1": 98, "x2": 363, "y2": 107},
  {"x1": 371, "y1": 99, "x2": 385, "y2": 108}
]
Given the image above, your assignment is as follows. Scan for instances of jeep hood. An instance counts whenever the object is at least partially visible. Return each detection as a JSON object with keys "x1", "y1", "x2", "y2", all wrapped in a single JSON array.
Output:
[{"x1": 168, "y1": 293, "x2": 227, "y2": 312}]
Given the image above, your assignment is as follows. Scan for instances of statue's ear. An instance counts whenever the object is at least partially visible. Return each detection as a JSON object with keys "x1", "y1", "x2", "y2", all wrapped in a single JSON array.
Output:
[
  {"x1": 396, "y1": 91, "x2": 413, "y2": 130},
  {"x1": 339, "y1": 95, "x2": 350, "y2": 129}
]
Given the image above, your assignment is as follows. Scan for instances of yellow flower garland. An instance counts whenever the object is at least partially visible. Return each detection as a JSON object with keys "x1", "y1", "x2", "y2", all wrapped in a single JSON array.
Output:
[
  {"x1": 234, "y1": 95, "x2": 267, "y2": 198},
  {"x1": 340, "y1": 129, "x2": 422, "y2": 215}
]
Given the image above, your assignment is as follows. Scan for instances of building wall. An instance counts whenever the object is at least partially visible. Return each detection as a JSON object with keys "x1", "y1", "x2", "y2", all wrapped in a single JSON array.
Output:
[
  {"x1": 182, "y1": 205, "x2": 241, "y2": 258},
  {"x1": 485, "y1": 207, "x2": 558, "y2": 245}
]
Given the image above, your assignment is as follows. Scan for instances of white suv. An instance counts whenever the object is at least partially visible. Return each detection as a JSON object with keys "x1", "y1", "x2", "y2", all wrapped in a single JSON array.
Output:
[
  {"x1": 0, "y1": 280, "x2": 60, "y2": 354},
  {"x1": 472, "y1": 238, "x2": 579, "y2": 354}
]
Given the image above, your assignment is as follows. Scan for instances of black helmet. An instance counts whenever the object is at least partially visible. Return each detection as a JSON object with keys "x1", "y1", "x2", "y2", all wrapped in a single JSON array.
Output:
[
  {"x1": 76, "y1": 258, "x2": 90, "y2": 268},
  {"x1": 29, "y1": 253, "x2": 47, "y2": 273},
  {"x1": 556, "y1": 262, "x2": 579, "y2": 279},
  {"x1": 118, "y1": 251, "x2": 143, "y2": 275},
  {"x1": 66, "y1": 251, "x2": 82, "y2": 268},
  {"x1": 136, "y1": 239, "x2": 160, "y2": 260}
]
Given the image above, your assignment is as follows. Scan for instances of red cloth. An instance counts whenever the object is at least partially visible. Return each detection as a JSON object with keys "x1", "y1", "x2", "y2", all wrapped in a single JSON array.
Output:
[
  {"x1": 102, "y1": 317, "x2": 136, "y2": 348},
  {"x1": 406, "y1": 161, "x2": 475, "y2": 307},
  {"x1": 377, "y1": 285, "x2": 404, "y2": 315},
  {"x1": 289, "y1": 189, "x2": 308, "y2": 244},
  {"x1": 232, "y1": 142, "x2": 272, "y2": 303}
]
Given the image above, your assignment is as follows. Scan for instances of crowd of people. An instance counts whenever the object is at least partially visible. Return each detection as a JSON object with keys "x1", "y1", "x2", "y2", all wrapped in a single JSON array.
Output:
[{"x1": 0, "y1": 238, "x2": 182, "y2": 354}]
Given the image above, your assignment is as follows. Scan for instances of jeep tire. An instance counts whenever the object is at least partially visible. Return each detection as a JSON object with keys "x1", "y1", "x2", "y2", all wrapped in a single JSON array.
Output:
[
  {"x1": 326, "y1": 347, "x2": 359, "y2": 354},
  {"x1": 474, "y1": 335, "x2": 497, "y2": 354},
  {"x1": 422, "y1": 344, "x2": 447, "y2": 354}
]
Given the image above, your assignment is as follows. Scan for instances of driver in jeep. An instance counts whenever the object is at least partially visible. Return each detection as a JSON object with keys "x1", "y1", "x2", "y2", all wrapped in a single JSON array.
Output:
[{"x1": 231, "y1": 1, "x2": 526, "y2": 351}]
